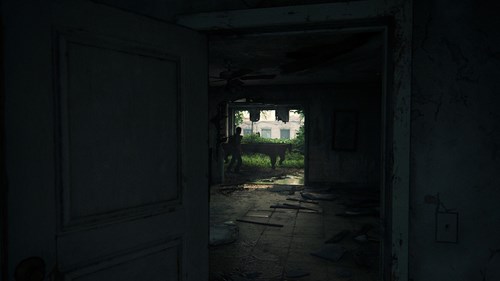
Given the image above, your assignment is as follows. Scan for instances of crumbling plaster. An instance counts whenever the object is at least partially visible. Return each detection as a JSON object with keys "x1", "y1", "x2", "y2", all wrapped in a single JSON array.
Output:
[{"x1": 410, "y1": 1, "x2": 500, "y2": 280}]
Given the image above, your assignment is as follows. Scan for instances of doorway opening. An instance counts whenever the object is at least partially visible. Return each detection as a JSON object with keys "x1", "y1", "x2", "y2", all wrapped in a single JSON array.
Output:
[
  {"x1": 208, "y1": 28, "x2": 384, "y2": 281},
  {"x1": 223, "y1": 104, "x2": 306, "y2": 186}
]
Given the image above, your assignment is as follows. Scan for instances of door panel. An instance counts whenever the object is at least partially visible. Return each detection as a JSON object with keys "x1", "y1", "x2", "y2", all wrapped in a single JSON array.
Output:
[
  {"x1": 58, "y1": 31, "x2": 181, "y2": 229},
  {"x1": 64, "y1": 240, "x2": 181, "y2": 281},
  {"x1": 5, "y1": 0, "x2": 208, "y2": 280}
]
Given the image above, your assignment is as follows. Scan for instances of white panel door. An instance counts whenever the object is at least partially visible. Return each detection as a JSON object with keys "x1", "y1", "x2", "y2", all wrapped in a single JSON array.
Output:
[{"x1": 3, "y1": 1, "x2": 208, "y2": 280}]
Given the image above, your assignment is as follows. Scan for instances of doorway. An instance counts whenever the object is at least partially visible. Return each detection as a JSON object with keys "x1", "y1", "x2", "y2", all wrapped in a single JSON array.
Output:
[
  {"x1": 207, "y1": 28, "x2": 385, "y2": 280},
  {"x1": 223, "y1": 105, "x2": 306, "y2": 186}
]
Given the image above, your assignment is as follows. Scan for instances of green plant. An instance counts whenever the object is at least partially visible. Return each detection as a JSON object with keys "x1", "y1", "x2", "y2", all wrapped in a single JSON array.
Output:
[
  {"x1": 228, "y1": 152, "x2": 304, "y2": 169},
  {"x1": 291, "y1": 125, "x2": 305, "y2": 154},
  {"x1": 234, "y1": 110, "x2": 244, "y2": 127},
  {"x1": 242, "y1": 134, "x2": 292, "y2": 144}
]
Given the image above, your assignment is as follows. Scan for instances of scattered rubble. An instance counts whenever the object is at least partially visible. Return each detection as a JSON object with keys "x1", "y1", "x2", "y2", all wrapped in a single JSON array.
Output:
[
  {"x1": 285, "y1": 268, "x2": 310, "y2": 278},
  {"x1": 310, "y1": 245, "x2": 347, "y2": 261},
  {"x1": 336, "y1": 207, "x2": 378, "y2": 217},
  {"x1": 210, "y1": 221, "x2": 239, "y2": 246},
  {"x1": 300, "y1": 192, "x2": 337, "y2": 201},
  {"x1": 270, "y1": 203, "x2": 321, "y2": 213},
  {"x1": 219, "y1": 185, "x2": 246, "y2": 195},
  {"x1": 336, "y1": 268, "x2": 353, "y2": 278},
  {"x1": 286, "y1": 197, "x2": 319, "y2": 204},
  {"x1": 236, "y1": 219, "x2": 283, "y2": 228},
  {"x1": 325, "y1": 230, "x2": 351, "y2": 244}
]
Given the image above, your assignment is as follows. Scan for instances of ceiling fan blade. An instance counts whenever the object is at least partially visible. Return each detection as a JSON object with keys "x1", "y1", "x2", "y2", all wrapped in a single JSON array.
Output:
[
  {"x1": 240, "y1": 74, "x2": 277, "y2": 80},
  {"x1": 224, "y1": 78, "x2": 245, "y2": 92},
  {"x1": 232, "y1": 68, "x2": 253, "y2": 77},
  {"x1": 220, "y1": 68, "x2": 253, "y2": 80}
]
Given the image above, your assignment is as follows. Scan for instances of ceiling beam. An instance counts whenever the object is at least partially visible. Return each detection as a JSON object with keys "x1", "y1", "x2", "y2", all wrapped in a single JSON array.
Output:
[{"x1": 176, "y1": 1, "x2": 386, "y2": 32}]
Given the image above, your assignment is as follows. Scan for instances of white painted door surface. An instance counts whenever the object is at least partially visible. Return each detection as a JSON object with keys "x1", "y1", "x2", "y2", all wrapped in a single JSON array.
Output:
[{"x1": 4, "y1": 1, "x2": 208, "y2": 280}]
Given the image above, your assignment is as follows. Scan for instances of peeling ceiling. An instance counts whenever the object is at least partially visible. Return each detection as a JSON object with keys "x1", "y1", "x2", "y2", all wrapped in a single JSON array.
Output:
[{"x1": 209, "y1": 30, "x2": 384, "y2": 87}]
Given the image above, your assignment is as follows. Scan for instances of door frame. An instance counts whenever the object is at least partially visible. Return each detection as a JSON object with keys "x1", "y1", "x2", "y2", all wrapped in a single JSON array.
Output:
[
  {"x1": 0, "y1": 15, "x2": 7, "y2": 281},
  {"x1": 177, "y1": 3, "x2": 412, "y2": 280}
]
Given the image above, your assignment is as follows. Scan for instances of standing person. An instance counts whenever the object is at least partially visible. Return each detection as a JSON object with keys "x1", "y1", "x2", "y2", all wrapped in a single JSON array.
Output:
[{"x1": 227, "y1": 127, "x2": 243, "y2": 173}]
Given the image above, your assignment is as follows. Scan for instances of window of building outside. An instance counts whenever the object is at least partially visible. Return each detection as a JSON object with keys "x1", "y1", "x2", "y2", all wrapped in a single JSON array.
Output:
[
  {"x1": 243, "y1": 129, "x2": 252, "y2": 135},
  {"x1": 261, "y1": 128, "x2": 272, "y2": 138},
  {"x1": 280, "y1": 129, "x2": 290, "y2": 139}
]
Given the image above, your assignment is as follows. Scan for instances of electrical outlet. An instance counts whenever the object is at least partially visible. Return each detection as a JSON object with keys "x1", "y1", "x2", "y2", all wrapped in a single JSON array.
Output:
[{"x1": 435, "y1": 212, "x2": 458, "y2": 243}]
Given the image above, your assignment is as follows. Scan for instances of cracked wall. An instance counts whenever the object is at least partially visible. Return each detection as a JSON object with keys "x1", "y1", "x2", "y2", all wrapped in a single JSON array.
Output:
[{"x1": 410, "y1": 1, "x2": 500, "y2": 280}]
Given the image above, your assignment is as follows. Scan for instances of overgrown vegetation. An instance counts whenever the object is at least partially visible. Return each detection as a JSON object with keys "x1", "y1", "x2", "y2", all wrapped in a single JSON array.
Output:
[
  {"x1": 231, "y1": 109, "x2": 305, "y2": 168},
  {"x1": 234, "y1": 110, "x2": 244, "y2": 127},
  {"x1": 237, "y1": 134, "x2": 304, "y2": 169},
  {"x1": 242, "y1": 130, "x2": 304, "y2": 155},
  {"x1": 292, "y1": 126, "x2": 305, "y2": 154},
  {"x1": 242, "y1": 134, "x2": 291, "y2": 144},
  {"x1": 226, "y1": 152, "x2": 304, "y2": 169}
]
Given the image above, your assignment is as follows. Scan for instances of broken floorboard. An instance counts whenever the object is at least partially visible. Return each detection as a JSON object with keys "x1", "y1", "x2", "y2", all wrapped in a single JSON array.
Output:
[
  {"x1": 236, "y1": 219, "x2": 284, "y2": 228},
  {"x1": 270, "y1": 203, "x2": 322, "y2": 213},
  {"x1": 209, "y1": 182, "x2": 380, "y2": 281}
]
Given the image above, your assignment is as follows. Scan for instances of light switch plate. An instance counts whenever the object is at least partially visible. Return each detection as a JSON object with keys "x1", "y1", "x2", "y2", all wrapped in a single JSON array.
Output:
[{"x1": 435, "y1": 212, "x2": 458, "y2": 243}]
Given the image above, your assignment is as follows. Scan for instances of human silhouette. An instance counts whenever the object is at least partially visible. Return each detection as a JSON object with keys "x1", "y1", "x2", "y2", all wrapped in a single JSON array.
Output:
[{"x1": 227, "y1": 127, "x2": 243, "y2": 173}]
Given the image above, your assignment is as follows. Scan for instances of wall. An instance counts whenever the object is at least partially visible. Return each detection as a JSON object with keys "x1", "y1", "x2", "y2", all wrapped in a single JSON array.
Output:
[
  {"x1": 410, "y1": 1, "x2": 500, "y2": 280},
  {"x1": 308, "y1": 88, "x2": 381, "y2": 186}
]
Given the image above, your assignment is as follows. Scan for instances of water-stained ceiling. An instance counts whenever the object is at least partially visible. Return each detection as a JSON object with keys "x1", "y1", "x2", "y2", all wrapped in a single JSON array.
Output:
[{"x1": 209, "y1": 30, "x2": 383, "y2": 87}]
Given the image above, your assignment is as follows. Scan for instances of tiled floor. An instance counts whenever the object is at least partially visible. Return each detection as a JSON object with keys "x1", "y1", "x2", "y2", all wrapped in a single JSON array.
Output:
[{"x1": 209, "y1": 184, "x2": 380, "y2": 281}]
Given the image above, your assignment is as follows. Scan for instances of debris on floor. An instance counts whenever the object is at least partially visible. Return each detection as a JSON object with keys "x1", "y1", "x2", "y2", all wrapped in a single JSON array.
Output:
[
  {"x1": 335, "y1": 268, "x2": 353, "y2": 278},
  {"x1": 266, "y1": 184, "x2": 303, "y2": 194},
  {"x1": 236, "y1": 219, "x2": 284, "y2": 228},
  {"x1": 286, "y1": 197, "x2": 319, "y2": 204},
  {"x1": 353, "y1": 234, "x2": 369, "y2": 243},
  {"x1": 244, "y1": 209, "x2": 273, "y2": 218},
  {"x1": 336, "y1": 207, "x2": 378, "y2": 217},
  {"x1": 242, "y1": 271, "x2": 262, "y2": 279},
  {"x1": 219, "y1": 185, "x2": 246, "y2": 195},
  {"x1": 325, "y1": 230, "x2": 351, "y2": 244},
  {"x1": 353, "y1": 247, "x2": 379, "y2": 268},
  {"x1": 210, "y1": 221, "x2": 239, "y2": 246},
  {"x1": 366, "y1": 227, "x2": 381, "y2": 242},
  {"x1": 250, "y1": 249, "x2": 280, "y2": 262},
  {"x1": 310, "y1": 245, "x2": 347, "y2": 261},
  {"x1": 300, "y1": 192, "x2": 337, "y2": 201},
  {"x1": 285, "y1": 267, "x2": 310, "y2": 278},
  {"x1": 210, "y1": 174, "x2": 380, "y2": 280},
  {"x1": 245, "y1": 214, "x2": 270, "y2": 218},
  {"x1": 269, "y1": 203, "x2": 321, "y2": 213},
  {"x1": 354, "y1": 223, "x2": 373, "y2": 236}
]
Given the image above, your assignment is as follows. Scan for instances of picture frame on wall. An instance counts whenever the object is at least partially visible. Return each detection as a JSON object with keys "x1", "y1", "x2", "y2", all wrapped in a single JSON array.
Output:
[{"x1": 332, "y1": 110, "x2": 358, "y2": 151}]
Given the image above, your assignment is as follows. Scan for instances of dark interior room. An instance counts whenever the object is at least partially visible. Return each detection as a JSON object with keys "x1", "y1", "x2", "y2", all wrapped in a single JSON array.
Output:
[{"x1": 1, "y1": 1, "x2": 499, "y2": 281}]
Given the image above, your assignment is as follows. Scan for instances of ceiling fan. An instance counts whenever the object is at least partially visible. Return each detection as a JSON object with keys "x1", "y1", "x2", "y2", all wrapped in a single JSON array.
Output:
[{"x1": 210, "y1": 60, "x2": 277, "y2": 90}]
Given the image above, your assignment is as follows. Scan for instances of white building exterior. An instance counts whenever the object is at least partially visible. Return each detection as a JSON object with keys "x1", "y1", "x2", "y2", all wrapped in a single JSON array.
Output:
[{"x1": 239, "y1": 110, "x2": 303, "y2": 139}]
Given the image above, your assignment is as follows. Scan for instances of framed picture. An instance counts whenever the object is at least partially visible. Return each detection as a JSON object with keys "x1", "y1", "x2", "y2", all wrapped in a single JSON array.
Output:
[{"x1": 332, "y1": 110, "x2": 358, "y2": 151}]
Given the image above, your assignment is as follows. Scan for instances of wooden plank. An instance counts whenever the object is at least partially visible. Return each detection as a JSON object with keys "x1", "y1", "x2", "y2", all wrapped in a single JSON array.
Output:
[{"x1": 236, "y1": 219, "x2": 283, "y2": 228}]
